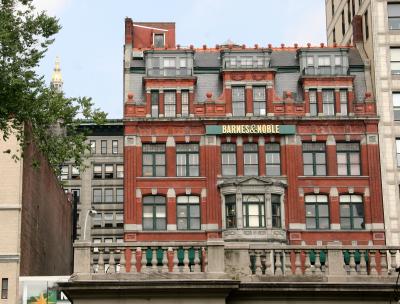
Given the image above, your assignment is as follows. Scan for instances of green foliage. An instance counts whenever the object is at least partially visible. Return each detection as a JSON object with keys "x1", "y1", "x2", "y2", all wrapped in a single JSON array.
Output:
[{"x1": 0, "y1": 0, "x2": 107, "y2": 171}]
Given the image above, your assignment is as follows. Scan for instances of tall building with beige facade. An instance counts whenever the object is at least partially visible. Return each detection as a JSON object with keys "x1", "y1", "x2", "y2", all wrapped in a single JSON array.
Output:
[
  {"x1": 0, "y1": 128, "x2": 73, "y2": 303},
  {"x1": 326, "y1": 0, "x2": 400, "y2": 245}
]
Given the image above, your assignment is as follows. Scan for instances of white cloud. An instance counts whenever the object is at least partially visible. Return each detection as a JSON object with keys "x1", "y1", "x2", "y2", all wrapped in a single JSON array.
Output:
[{"x1": 32, "y1": 0, "x2": 70, "y2": 15}]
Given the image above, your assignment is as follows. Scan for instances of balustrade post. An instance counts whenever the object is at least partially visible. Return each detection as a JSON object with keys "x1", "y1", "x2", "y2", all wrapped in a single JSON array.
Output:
[
  {"x1": 264, "y1": 250, "x2": 272, "y2": 275},
  {"x1": 380, "y1": 250, "x2": 388, "y2": 276},
  {"x1": 284, "y1": 250, "x2": 292, "y2": 275},
  {"x1": 359, "y1": 250, "x2": 367, "y2": 275},
  {"x1": 370, "y1": 250, "x2": 378, "y2": 275},
  {"x1": 194, "y1": 248, "x2": 201, "y2": 272},
  {"x1": 119, "y1": 249, "x2": 126, "y2": 273},
  {"x1": 162, "y1": 248, "x2": 169, "y2": 272},
  {"x1": 108, "y1": 250, "x2": 115, "y2": 273},
  {"x1": 151, "y1": 249, "x2": 158, "y2": 271},
  {"x1": 275, "y1": 250, "x2": 283, "y2": 276},
  {"x1": 304, "y1": 251, "x2": 312, "y2": 275},
  {"x1": 389, "y1": 250, "x2": 398, "y2": 275},
  {"x1": 349, "y1": 250, "x2": 356, "y2": 275},
  {"x1": 314, "y1": 250, "x2": 322, "y2": 275},
  {"x1": 172, "y1": 248, "x2": 179, "y2": 273},
  {"x1": 130, "y1": 248, "x2": 137, "y2": 273},
  {"x1": 183, "y1": 248, "x2": 190, "y2": 272},
  {"x1": 294, "y1": 250, "x2": 302, "y2": 275},
  {"x1": 140, "y1": 248, "x2": 148, "y2": 273},
  {"x1": 255, "y1": 251, "x2": 262, "y2": 275},
  {"x1": 98, "y1": 249, "x2": 105, "y2": 273}
]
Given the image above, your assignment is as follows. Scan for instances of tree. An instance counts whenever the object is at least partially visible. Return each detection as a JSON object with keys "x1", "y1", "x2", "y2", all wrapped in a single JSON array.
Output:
[{"x1": 0, "y1": 0, "x2": 106, "y2": 170}]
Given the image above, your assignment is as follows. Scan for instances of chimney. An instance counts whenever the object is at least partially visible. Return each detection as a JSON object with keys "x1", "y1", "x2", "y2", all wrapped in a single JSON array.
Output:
[
  {"x1": 352, "y1": 15, "x2": 363, "y2": 44},
  {"x1": 125, "y1": 18, "x2": 133, "y2": 45}
]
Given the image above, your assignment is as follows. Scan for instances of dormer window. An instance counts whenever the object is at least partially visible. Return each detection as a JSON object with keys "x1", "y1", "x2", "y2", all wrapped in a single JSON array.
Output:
[
  {"x1": 163, "y1": 58, "x2": 175, "y2": 67},
  {"x1": 241, "y1": 56, "x2": 253, "y2": 67},
  {"x1": 230, "y1": 57, "x2": 237, "y2": 67},
  {"x1": 307, "y1": 56, "x2": 314, "y2": 66},
  {"x1": 318, "y1": 56, "x2": 331, "y2": 66},
  {"x1": 154, "y1": 33, "x2": 165, "y2": 48},
  {"x1": 335, "y1": 56, "x2": 342, "y2": 66}
]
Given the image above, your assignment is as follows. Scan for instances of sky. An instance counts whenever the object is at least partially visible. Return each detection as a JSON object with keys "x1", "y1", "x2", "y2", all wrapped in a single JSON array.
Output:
[{"x1": 34, "y1": 0, "x2": 326, "y2": 119}]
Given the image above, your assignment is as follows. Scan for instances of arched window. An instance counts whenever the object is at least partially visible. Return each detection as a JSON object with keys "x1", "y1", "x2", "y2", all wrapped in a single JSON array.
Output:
[
  {"x1": 142, "y1": 196, "x2": 166, "y2": 230},
  {"x1": 177, "y1": 196, "x2": 200, "y2": 230}
]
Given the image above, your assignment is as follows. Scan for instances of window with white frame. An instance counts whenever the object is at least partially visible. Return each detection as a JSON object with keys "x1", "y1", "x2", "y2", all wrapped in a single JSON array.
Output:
[
  {"x1": 232, "y1": 87, "x2": 245, "y2": 116},
  {"x1": 318, "y1": 56, "x2": 331, "y2": 66},
  {"x1": 340, "y1": 194, "x2": 364, "y2": 229},
  {"x1": 181, "y1": 91, "x2": 189, "y2": 117},
  {"x1": 116, "y1": 164, "x2": 124, "y2": 178},
  {"x1": 309, "y1": 90, "x2": 317, "y2": 116},
  {"x1": 240, "y1": 56, "x2": 253, "y2": 67},
  {"x1": 142, "y1": 196, "x2": 166, "y2": 230},
  {"x1": 337, "y1": 142, "x2": 361, "y2": 176},
  {"x1": 253, "y1": 86, "x2": 266, "y2": 116},
  {"x1": 393, "y1": 92, "x2": 400, "y2": 121},
  {"x1": 243, "y1": 194, "x2": 265, "y2": 228},
  {"x1": 176, "y1": 143, "x2": 199, "y2": 177},
  {"x1": 112, "y1": 140, "x2": 118, "y2": 154},
  {"x1": 71, "y1": 166, "x2": 80, "y2": 179},
  {"x1": 322, "y1": 90, "x2": 335, "y2": 115},
  {"x1": 177, "y1": 196, "x2": 200, "y2": 230},
  {"x1": 93, "y1": 164, "x2": 102, "y2": 179},
  {"x1": 105, "y1": 164, "x2": 114, "y2": 179},
  {"x1": 266, "y1": 143, "x2": 281, "y2": 176},
  {"x1": 244, "y1": 143, "x2": 258, "y2": 176},
  {"x1": 164, "y1": 91, "x2": 176, "y2": 117},
  {"x1": 221, "y1": 143, "x2": 236, "y2": 176},
  {"x1": 340, "y1": 90, "x2": 348, "y2": 115},
  {"x1": 305, "y1": 195, "x2": 330, "y2": 229},
  {"x1": 391, "y1": 48, "x2": 400, "y2": 74}
]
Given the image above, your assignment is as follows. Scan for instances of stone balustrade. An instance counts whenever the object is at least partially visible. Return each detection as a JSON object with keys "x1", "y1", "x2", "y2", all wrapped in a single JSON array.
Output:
[{"x1": 73, "y1": 241, "x2": 400, "y2": 279}]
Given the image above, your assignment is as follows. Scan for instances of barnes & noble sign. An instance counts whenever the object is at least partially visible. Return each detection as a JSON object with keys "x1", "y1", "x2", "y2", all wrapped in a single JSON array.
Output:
[{"x1": 205, "y1": 124, "x2": 296, "y2": 135}]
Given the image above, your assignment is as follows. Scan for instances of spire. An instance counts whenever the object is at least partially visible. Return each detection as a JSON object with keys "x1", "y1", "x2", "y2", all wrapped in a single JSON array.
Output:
[{"x1": 51, "y1": 56, "x2": 63, "y2": 93}]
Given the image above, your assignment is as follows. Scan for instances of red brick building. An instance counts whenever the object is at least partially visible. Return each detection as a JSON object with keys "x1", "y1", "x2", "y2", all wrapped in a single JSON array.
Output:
[{"x1": 123, "y1": 19, "x2": 384, "y2": 246}]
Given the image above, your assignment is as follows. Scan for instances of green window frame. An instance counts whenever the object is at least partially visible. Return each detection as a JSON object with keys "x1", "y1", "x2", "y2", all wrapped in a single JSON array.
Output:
[
  {"x1": 142, "y1": 144, "x2": 166, "y2": 177},
  {"x1": 305, "y1": 195, "x2": 330, "y2": 230},
  {"x1": 266, "y1": 143, "x2": 281, "y2": 176},
  {"x1": 243, "y1": 194, "x2": 265, "y2": 228},
  {"x1": 340, "y1": 195, "x2": 364, "y2": 230},
  {"x1": 303, "y1": 142, "x2": 326, "y2": 176},
  {"x1": 221, "y1": 143, "x2": 236, "y2": 176},
  {"x1": 142, "y1": 196, "x2": 166, "y2": 230},
  {"x1": 337, "y1": 142, "x2": 361, "y2": 176},
  {"x1": 225, "y1": 194, "x2": 236, "y2": 228},
  {"x1": 177, "y1": 196, "x2": 200, "y2": 230},
  {"x1": 176, "y1": 144, "x2": 199, "y2": 177}
]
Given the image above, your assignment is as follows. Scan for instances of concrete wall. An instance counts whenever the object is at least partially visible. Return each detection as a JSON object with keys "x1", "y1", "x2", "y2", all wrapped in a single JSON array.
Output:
[{"x1": 20, "y1": 130, "x2": 73, "y2": 276}]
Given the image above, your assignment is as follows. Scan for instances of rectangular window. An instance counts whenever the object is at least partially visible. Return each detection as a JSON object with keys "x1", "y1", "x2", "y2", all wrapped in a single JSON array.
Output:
[
  {"x1": 101, "y1": 140, "x2": 107, "y2": 154},
  {"x1": 318, "y1": 56, "x2": 331, "y2": 66},
  {"x1": 322, "y1": 90, "x2": 335, "y2": 115},
  {"x1": 225, "y1": 194, "x2": 236, "y2": 228},
  {"x1": 221, "y1": 143, "x2": 236, "y2": 176},
  {"x1": 340, "y1": 90, "x2": 348, "y2": 115},
  {"x1": 116, "y1": 164, "x2": 124, "y2": 178},
  {"x1": 116, "y1": 188, "x2": 124, "y2": 203},
  {"x1": 176, "y1": 144, "x2": 199, "y2": 177},
  {"x1": 104, "y1": 164, "x2": 114, "y2": 179},
  {"x1": 266, "y1": 143, "x2": 281, "y2": 176},
  {"x1": 112, "y1": 140, "x2": 118, "y2": 154},
  {"x1": 181, "y1": 91, "x2": 189, "y2": 117},
  {"x1": 303, "y1": 142, "x2": 327, "y2": 176},
  {"x1": 142, "y1": 196, "x2": 166, "y2": 230},
  {"x1": 393, "y1": 92, "x2": 400, "y2": 120},
  {"x1": 151, "y1": 91, "x2": 159, "y2": 117},
  {"x1": 230, "y1": 57, "x2": 237, "y2": 67},
  {"x1": 177, "y1": 196, "x2": 200, "y2": 230},
  {"x1": 93, "y1": 164, "x2": 102, "y2": 179},
  {"x1": 60, "y1": 165, "x2": 69, "y2": 180},
  {"x1": 1, "y1": 278, "x2": 8, "y2": 299},
  {"x1": 340, "y1": 195, "x2": 364, "y2": 229},
  {"x1": 390, "y1": 48, "x2": 400, "y2": 74},
  {"x1": 396, "y1": 139, "x2": 400, "y2": 167},
  {"x1": 253, "y1": 86, "x2": 266, "y2": 116},
  {"x1": 271, "y1": 194, "x2": 281, "y2": 228},
  {"x1": 93, "y1": 213, "x2": 102, "y2": 228},
  {"x1": 93, "y1": 189, "x2": 102, "y2": 203},
  {"x1": 244, "y1": 143, "x2": 258, "y2": 176},
  {"x1": 164, "y1": 91, "x2": 176, "y2": 117},
  {"x1": 309, "y1": 90, "x2": 318, "y2": 116},
  {"x1": 115, "y1": 213, "x2": 124, "y2": 228},
  {"x1": 232, "y1": 87, "x2": 245, "y2": 116},
  {"x1": 104, "y1": 237, "x2": 113, "y2": 243},
  {"x1": 153, "y1": 34, "x2": 164, "y2": 48},
  {"x1": 240, "y1": 56, "x2": 253, "y2": 67},
  {"x1": 163, "y1": 57, "x2": 175, "y2": 67},
  {"x1": 104, "y1": 188, "x2": 113, "y2": 203},
  {"x1": 142, "y1": 144, "x2": 166, "y2": 177},
  {"x1": 90, "y1": 140, "x2": 96, "y2": 154},
  {"x1": 388, "y1": 3, "x2": 400, "y2": 30},
  {"x1": 243, "y1": 194, "x2": 265, "y2": 228},
  {"x1": 104, "y1": 212, "x2": 113, "y2": 228},
  {"x1": 337, "y1": 142, "x2": 361, "y2": 176},
  {"x1": 305, "y1": 195, "x2": 330, "y2": 230},
  {"x1": 71, "y1": 166, "x2": 80, "y2": 180},
  {"x1": 364, "y1": 9, "x2": 369, "y2": 40},
  {"x1": 334, "y1": 56, "x2": 341, "y2": 66},
  {"x1": 307, "y1": 56, "x2": 314, "y2": 66}
]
